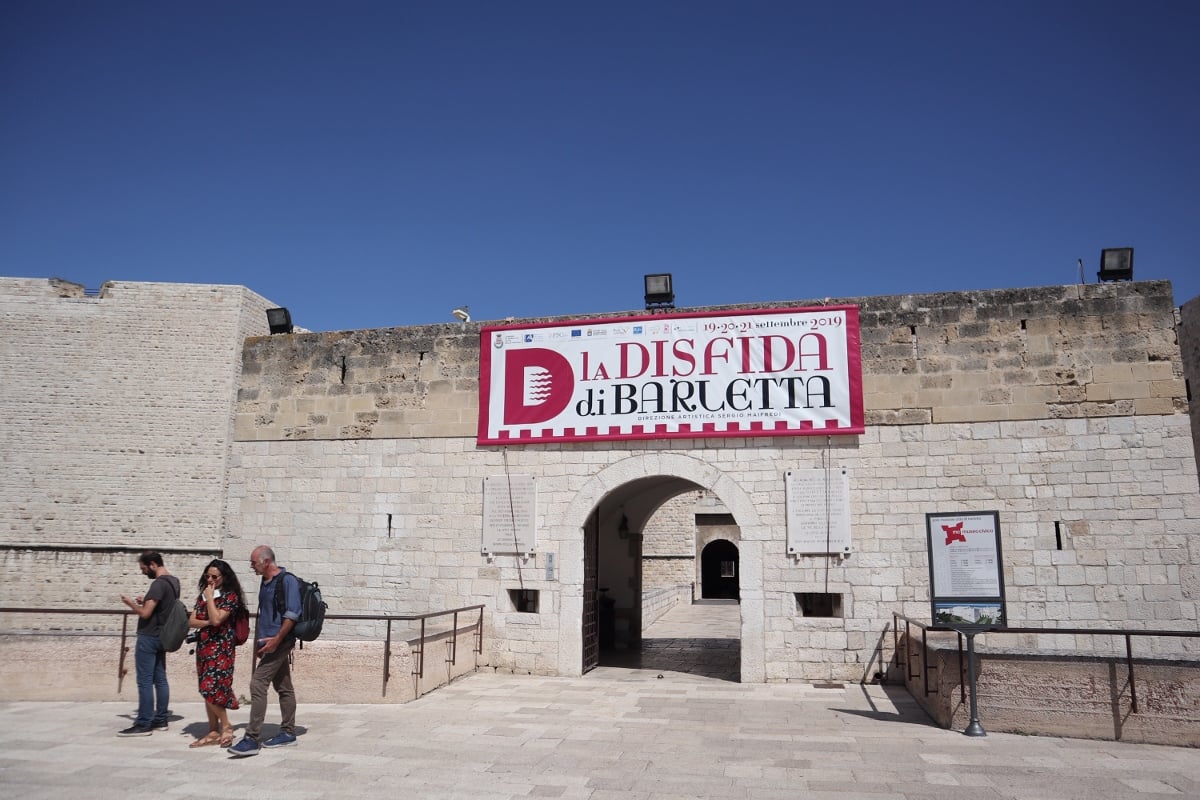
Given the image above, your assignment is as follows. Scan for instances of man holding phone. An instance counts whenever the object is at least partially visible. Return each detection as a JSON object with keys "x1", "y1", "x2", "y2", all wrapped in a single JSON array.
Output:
[{"x1": 118, "y1": 551, "x2": 180, "y2": 736}]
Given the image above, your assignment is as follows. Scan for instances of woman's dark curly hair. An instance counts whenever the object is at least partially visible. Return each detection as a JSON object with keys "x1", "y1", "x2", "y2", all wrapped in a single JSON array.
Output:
[{"x1": 196, "y1": 558, "x2": 245, "y2": 606}]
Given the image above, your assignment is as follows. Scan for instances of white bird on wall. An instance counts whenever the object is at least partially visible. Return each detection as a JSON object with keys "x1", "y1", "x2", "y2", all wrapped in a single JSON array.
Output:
[{"x1": 452, "y1": 305, "x2": 470, "y2": 326}]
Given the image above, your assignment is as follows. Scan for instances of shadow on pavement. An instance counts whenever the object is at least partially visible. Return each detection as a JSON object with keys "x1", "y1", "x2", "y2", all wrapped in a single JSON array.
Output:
[{"x1": 600, "y1": 637, "x2": 741, "y2": 682}]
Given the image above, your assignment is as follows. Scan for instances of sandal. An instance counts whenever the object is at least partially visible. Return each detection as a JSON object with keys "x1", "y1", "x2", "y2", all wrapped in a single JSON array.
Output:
[
  {"x1": 189, "y1": 732, "x2": 221, "y2": 748},
  {"x1": 218, "y1": 729, "x2": 235, "y2": 748}
]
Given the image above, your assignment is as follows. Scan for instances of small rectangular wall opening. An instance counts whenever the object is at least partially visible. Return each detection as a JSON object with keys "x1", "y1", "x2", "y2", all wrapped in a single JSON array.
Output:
[
  {"x1": 796, "y1": 592, "x2": 842, "y2": 618},
  {"x1": 508, "y1": 588, "x2": 540, "y2": 613}
]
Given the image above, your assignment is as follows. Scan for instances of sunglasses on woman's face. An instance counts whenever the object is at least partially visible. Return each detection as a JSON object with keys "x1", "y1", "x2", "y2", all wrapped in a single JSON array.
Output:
[{"x1": 206, "y1": 573, "x2": 221, "y2": 580}]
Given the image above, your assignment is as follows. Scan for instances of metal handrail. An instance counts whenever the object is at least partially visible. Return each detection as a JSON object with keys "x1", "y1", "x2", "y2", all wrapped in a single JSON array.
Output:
[
  {"x1": 892, "y1": 612, "x2": 1200, "y2": 714},
  {"x1": 0, "y1": 605, "x2": 486, "y2": 698}
]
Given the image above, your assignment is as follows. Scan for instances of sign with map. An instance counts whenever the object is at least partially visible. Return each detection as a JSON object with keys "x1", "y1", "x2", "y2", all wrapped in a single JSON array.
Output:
[{"x1": 926, "y1": 510, "x2": 1006, "y2": 629}]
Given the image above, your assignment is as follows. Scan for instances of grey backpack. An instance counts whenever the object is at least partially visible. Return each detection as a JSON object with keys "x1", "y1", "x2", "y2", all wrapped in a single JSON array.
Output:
[{"x1": 158, "y1": 578, "x2": 189, "y2": 652}]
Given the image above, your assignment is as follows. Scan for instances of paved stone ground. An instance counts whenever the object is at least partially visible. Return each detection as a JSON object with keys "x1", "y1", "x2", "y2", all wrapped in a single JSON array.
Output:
[
  {"x1": 2, "y1": 601, "x2": 1198, "y2": 799},
  {"x1": 602, "y1": 598, "x2": 740, "y2": 680}
]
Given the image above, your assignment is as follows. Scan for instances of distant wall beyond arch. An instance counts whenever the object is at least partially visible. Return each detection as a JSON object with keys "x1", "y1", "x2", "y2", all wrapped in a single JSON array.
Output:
[{"x1": 700, "y1": 539, "x2": 740, "y2": 600}]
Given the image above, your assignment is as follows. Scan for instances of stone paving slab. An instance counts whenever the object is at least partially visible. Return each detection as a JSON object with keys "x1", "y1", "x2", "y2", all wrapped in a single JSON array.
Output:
[
  {"x1": 3, "y1": 601, "x2": 1199, "y2": 798},
  {"x1": 2, "y1": 670, "x2": 1199, "y2": 799}
]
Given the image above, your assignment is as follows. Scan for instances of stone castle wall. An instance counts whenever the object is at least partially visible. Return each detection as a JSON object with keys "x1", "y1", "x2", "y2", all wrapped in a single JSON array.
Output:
[
  {"x1": 3, "y1": 277, "x2": 1197, "y2": 684},
  {"x1": 642, "y1": 492, "x2": 701, "y2": 592},
  {"x1": 217, "y1": 280, "x2": 1197, "y2": 681},
  {"x1": 1179, "y1": 296, "x2": 1200, "y2": 488},
  {"x1": 0, "y1": 277, "x2": 276, "y2": 609},
  {"x1": 234, "y1": 282, "x2": 1186, "y2": 441},
  {"x1": 218, "y1": 413, "x2": 1198, "y2": 680}
]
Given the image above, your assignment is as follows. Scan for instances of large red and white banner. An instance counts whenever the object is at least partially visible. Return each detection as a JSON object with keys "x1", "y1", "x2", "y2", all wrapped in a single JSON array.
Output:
[{"x1": 478, "y1": 305, "x2": 864, "y2": 445}]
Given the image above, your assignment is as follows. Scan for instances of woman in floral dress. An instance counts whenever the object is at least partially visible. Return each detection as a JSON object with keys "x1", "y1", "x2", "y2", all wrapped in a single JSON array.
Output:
[{"x1": 186, "y1": 559, "x2": 245, "y2": 747}]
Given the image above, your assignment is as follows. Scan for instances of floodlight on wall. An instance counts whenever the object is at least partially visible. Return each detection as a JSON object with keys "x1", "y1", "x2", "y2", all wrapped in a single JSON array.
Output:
[
  {"x1": 266, "y1": 307, "x2": 293, "y2": 334},
  {"x1": 644, "y1": 273, "x2": 675, "y2": 310},
  {"x1": 1097, "y1": 247, "x2": 1134, "y2": 282}
]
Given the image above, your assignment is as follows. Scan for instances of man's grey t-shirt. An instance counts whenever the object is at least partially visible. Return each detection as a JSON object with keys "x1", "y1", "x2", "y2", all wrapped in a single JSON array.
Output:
[{"x1": 138, "y1": 574, "x2": 181, "y2": 637}]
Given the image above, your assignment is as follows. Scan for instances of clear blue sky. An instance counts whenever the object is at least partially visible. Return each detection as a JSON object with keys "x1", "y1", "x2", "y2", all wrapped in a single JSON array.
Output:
[{"x1": 3, "y1": 2, "x2": 1197, "y2": 333}]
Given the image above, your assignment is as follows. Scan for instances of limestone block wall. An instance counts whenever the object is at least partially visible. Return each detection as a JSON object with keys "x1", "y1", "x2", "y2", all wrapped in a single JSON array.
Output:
[
  {"x1": 0, "y1": 553, "x2": 221, "y2": 634},
  {"x1": 764, "y1": 414, "x2": 1200, "y2": 682},
  {"x1": 5, "y1": 277, "x2": 1197, "y2": 685},
  {"x1": 220, "y1": 412, "x2": 1199, "y2": 682},
  {"x1": 219, "y1": 280, "x2": 1197, "y2": 682},
  {"x1": 235, "y1": 282, "x2": 1188, "y2": 441},
  {"x1": 643, "y1": 559, "x2": 695, "y2": 592},
  {"x1": 854, "y1": 281, "x2": 1186, "y2": 426},
  {"x1": 0, "y1": 277, "x2": 276, "y2": 608},
  {"x1": 235, "y1": 324, "x2": 480, "y2": 441},
  {"x1": 1179, "y1": 295, "x2": 1200, "y2": 487},
  {"x1": 642, "y1": 491, "x2": 700, "y2": 593},
  {"x1": 223, "y1": 438, "x2": 577, "y2": 676}
]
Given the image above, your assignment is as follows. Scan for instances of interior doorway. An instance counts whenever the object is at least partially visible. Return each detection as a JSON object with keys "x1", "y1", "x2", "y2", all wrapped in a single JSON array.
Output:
[{"x1": 700, "y1": 539, "x2": 740, "y2": 600}]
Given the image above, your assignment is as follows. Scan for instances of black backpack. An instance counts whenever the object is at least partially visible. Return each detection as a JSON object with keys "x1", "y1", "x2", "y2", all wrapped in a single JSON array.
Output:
[{"x1": 274, "y1": 572, "x2": 327, "y2": 644}]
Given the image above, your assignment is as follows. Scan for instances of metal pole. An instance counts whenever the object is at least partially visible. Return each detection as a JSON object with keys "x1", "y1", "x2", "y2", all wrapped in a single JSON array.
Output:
[
  {"x1": 922, "y1": 627, "x2": 931, "y2": 696},
  {"x1": 417, "y1": 618, "x2": 426, "y2": 678},
  {"x1": 118, "y1": 614, "x2": 130, "y2": 692},
  {"x1": 383, "y1": 619, "x2": 392, "y2": 697},
  {"x1": 1125, "y1": 633, "x2": 1139, "y2": 713},
  {"x1": 892, "y1": 613, "x2": 899, "y2": 680},
  {"x1": 963, "y1": 633, "x2": 986, "y2": 737}
]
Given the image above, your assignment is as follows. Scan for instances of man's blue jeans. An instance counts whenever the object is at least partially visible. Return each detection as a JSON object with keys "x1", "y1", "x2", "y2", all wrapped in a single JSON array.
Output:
[{"x1": 134, "y1": 634, "x2": 169, "y2": 727}]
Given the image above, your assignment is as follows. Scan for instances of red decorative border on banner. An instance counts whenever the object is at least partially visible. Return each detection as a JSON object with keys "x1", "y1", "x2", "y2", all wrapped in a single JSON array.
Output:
[{"x1": 478, "y1": 305, "x2": 865, "y2": 445}]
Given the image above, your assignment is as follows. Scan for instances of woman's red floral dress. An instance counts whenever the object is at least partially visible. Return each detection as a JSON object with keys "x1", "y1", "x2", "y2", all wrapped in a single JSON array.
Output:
[{"x1": 193, "y1": 591, "x2": 240, "y2": 709}]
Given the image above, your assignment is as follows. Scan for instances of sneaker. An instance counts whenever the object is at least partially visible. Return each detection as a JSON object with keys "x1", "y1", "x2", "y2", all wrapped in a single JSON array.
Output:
[
  {"x1": 150, "y1": 719, "x2": 169, "y2": 731},
  {"x1": 263, "y1": 731, "x2": 297, "y2": 748},
  {"x1": 227, "y1": 736, "x2": 260, "y2": 756},
  {"x1": 117, "y1": 725, "x2": 153, "y2": 737}
]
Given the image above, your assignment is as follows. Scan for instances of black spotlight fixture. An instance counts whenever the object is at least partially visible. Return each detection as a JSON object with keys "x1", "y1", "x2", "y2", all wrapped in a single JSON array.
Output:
[
  {"x1": 266, "y1": 307, "x2": 293, "y2": 334},
  {"x1": 644, "y1": 273, "x2": 675, "y2": 310},
  {"x1": 1097, "y1": 247, "x2": 1134, "y2": 282}
]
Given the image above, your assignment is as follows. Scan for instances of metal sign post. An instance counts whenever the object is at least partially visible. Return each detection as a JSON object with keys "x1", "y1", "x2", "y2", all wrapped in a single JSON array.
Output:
[
  {"x1": 926, "y1": 510, "x2": 1006, "y2": 736},
  {"x1": 961, "y1": 631, "x2": 986, "y2": 737}
]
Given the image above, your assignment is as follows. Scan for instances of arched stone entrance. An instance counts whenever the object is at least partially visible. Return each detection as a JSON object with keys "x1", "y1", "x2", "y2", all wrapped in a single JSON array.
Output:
[{"x1": 561, "y1": 454, "x2": 766, "y2": 682}]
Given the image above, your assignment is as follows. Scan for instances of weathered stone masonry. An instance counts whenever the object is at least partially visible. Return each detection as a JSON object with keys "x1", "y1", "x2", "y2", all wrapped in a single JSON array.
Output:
[
  {"x1": 1180, "y1": 295, "x2": 1200, "y2": 482},
  {"x1": 3, "y1": 276, "x2": 1197, "y2": 682},
  {"x1": 0, "y1": 278, "x2": 275, "y2": 615},
  {"x1": 223, "y1": 280, "x2": 1199, "y2": 682}
]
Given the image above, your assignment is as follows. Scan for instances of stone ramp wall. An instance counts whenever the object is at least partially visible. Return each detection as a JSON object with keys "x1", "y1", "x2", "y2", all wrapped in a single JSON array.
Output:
[
  {"x1": 642, "y1": 584, "x2": 691, "y2": 628},
  {"x1": 895, "y1": 632, "x2": 1200, "y2": 746},
  {"x1": 0, "y1": 632, "x2": 478, "y2": 705}
]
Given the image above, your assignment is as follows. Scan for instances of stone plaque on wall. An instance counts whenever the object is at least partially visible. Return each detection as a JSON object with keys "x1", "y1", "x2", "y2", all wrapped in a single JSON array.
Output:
[
  {"x1": 785, "y1": 468, "x2": 851, "y2": 555},
  {"x1": 482, "y1": 474, "x2": 536, "y2": 555}
]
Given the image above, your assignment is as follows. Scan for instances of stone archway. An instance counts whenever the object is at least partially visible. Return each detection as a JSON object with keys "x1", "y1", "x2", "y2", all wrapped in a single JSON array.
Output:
[{"x1": 557, "y1": 453, "x2": 767, "y2": 682}]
